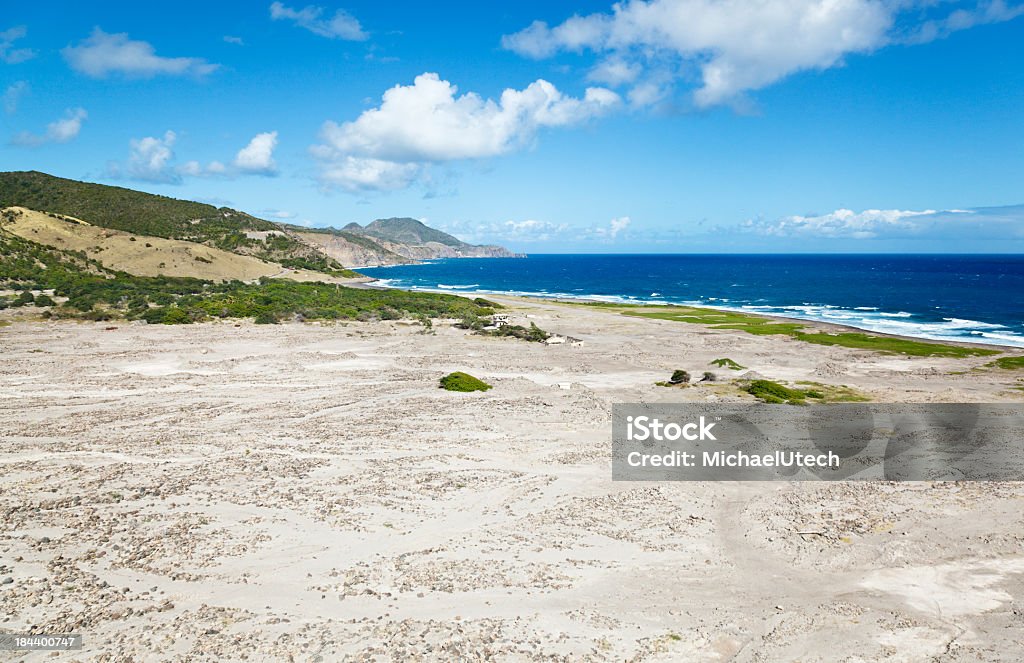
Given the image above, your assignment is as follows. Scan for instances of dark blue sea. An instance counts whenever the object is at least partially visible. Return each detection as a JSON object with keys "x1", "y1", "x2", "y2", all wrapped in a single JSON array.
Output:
[{"x1": 359, "y1": 254, "x2": 1024, "y2": 348}]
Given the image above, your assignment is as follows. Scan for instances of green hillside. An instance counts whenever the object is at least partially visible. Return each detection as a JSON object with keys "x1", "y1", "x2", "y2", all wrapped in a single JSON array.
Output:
[
  {"x1": 355, "y1": 217, "x2": 466, "y2": 247},
  {"x1": 0, "y1": 223, "x2": 494, "y2": 325},
  {"x1": 0, "y1": 171, "x2": 345, "y2": 274}
]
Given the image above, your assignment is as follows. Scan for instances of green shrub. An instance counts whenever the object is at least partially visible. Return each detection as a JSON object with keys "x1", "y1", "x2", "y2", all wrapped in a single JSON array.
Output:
[
  {"x1": 162, "y1": 307, "x2": 192, "y2": 325},
  {"x1": 33, "y1": 294, "x2": 55, "y2": 307},
  {"x1": 254, "y1": 311, "x2": 279, "y2": 324},
  {"x1": 745, "y1": 379, "x2": 825, "y2": 405},
  {"x1": 439, "y1": 372, "x2": 492, "y2": 392},
  {"x1": 12, "y1": 290, "x2": 34, "y2": 307},
  {"x1": 710, "y1": 358, "x2": 745, "y2": 370},
  {"x1": 482, "y1": 321, "x2": 550, "y2": 343},
  {"x1": 669, "y1": 369, "x2": 690, "y2": 384},
  {"x1": 986, "y1": 356, "x2": 1024, "y2": 370}
]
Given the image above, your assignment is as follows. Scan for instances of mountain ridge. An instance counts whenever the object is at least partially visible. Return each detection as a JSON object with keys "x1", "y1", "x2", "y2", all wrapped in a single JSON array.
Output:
[{"x1": 0, "y1": 171, "x2": 520, "y2": 271}]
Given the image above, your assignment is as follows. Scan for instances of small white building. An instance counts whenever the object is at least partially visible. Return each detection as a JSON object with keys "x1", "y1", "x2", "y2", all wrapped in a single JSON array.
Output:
[{"x1": 491, "y1": 314, "x2": 511, "y2": 328}]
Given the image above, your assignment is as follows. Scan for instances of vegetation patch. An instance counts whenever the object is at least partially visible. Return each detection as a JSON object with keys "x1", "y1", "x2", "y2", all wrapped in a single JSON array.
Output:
[
  {"x1": 710, "y1": 358, "x2": 745, "y2": 370},
  {"x1": 480, "y1": 322, "x2": 550, "y2": 343},
  {"x1": 0, "y1": 229, "x2": 493, "y2": 325},
  {"x1": 794, "y1": 381, "x2": 872, "y2": 402},
  {"x1": 439, "y1": 372, "x2": 492, "y2": 392},
  {"x1": 573, "y1": 303, "x2": 997, "y2": 358},
  {"x1": 985, "y1": 356, "x2": 1024, "y2": 370},
  {"x1": 744, "y1": 379, "x2": 823, "y2": 405}
]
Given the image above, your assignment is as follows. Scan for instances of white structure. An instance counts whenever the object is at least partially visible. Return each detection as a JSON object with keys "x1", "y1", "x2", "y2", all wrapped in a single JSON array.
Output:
[{"x1": 544, "y1": 334, "x2": 584, "y2": 347}]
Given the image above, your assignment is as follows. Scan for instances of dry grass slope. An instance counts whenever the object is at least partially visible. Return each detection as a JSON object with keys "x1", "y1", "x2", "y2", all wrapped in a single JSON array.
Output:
[{"x1": 1, "y1": 207, "x2": 344, "y2": 283}]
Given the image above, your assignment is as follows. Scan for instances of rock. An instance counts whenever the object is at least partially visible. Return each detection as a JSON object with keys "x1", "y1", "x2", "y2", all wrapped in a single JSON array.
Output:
[{"x1": 1, "y1": 577, "x2": 13, "y2": 585}]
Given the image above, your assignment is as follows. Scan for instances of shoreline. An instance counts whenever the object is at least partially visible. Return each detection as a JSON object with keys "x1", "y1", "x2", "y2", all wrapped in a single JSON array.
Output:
[{"x1": 359, "y1": 278, "x2": 1024, "y2": 354}]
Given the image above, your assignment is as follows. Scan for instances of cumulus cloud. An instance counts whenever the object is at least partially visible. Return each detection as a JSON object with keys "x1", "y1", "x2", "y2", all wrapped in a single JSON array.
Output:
[
  {"x1": 109, "y1": 131, "x2": 278, "y2": 183},
  {"x1": 752, "y1": 208, "x2": 938, "y2": 238},
  {"x1": 121, "y1": 130, "x2": 180, "y2": 183},
  {"x1": 591, "y1": 216, "x2": 632, "y2": 240},
  {"x1": 10, "y1": 107, "x2": 87, "y2": 146},
  {"x1": 3, "y1": 80, "x2": 27, "y2": 114},
  {"x1": 62, "y1": 28, "x2": 219, "y2": 78},
  {"x1": 744, "y1": 206, "x2": 1024, "y2": 240},
  {"x1": 270, "y1": 2, "x2": 368, "y2": 40},
  {"x1": 0, "y1": 26, "x2": 36, "y2": 64},
  {"x1": 311, "y1": 72, "x2": 620, "y2": 191},
  {"x1": 233, "y1": 131, "x2": 278, "y2": 174},
  {"x1": 502, "y1": 0, "x2": 1024, "y2": 108}
]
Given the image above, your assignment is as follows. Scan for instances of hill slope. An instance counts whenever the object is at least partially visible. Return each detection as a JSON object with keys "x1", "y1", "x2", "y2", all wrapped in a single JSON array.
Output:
[
  {"x1": 2, "y1": 207, "x2": 290, "y2": 281},
  {"x1": 0, "y1": 172, "x2": 520, "y2": 271},
  {"x1": 332, "y1": 217, "x2": 520, "y2": 263},
  {"x1": 353, "y1": 217, "x2": 465, "y2": 247},
  {"x1": 0, "y1": 171, "x2": 345, "y2": 273}
]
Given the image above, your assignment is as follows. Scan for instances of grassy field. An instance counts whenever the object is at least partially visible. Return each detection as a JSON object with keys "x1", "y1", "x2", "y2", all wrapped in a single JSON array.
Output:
[
  {"x1": 986, "y1": 356, "x2": 1024, "y2": 370},
  {"x1": 576, "y1": 303, "x2": 1001, "y2": 358}
]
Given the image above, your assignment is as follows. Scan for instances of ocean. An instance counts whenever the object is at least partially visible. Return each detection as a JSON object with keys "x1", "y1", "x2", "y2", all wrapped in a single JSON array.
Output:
[{"x1": 359, "y1": 254, "x2": 1024, "y2": 348}]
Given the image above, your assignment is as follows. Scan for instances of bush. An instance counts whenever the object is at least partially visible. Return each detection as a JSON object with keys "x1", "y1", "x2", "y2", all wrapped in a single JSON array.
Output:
[
  {"x1": 745, "y1": 379, "x2": 821, "y2": 405},
  {"x1": 710, "y1": 358, "x2": 745, "y2": 370},
  {"x1": 33, "y1": 294, "x2": 55, "y2": 307},
  {"x1": 439, "y1": 371, "x2": 492, "y2": 392},
  {"x1": 701, "y1": 371, "x2": 718, "y2": 382},
  {"x1": 12, "y1": 290, "x2": 34, "y2": 307},
  {"x1": 254, "y1": 311, "x2": 279, "y2": 324},
  {"x1": 669, "y1": 369, "x2": 690, "y2": 384},
  {"x1": 482, "y1": 322, "x2": 550, "y2": 343}
]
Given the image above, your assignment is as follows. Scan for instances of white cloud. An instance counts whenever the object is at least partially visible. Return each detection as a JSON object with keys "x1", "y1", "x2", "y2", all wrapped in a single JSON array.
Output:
[
  {"x1": 223, "y1": 35, "x2": 245, "y2": 46},
  {"x1": 744, "y1": 205, "x2": 1024, "y2": 241},
  {"x1": 10, "y1": 107, "x2": 87, "y2": 147},
  {"x1": 753, "y1": 208, "x2": 949, "y2": 238},
  {"x1": 3, "y1": 80, "x2": 27, "y2": 114},
  {"x1": 269, "y1": 2, "x2": 368, "y2": 40},
  {"x1": 123, "y1": 130, "x2": 180, "y2": 183},
  {"x1": 502, "y1": 219, "x2": 571, "y2": 242},
  {"x1": 592, "y1": 215, "x2": 632, "y2": 240},
  {"x1": 317, "y1": 156, "x2": 422, "y2": 192},
  {"x1": 233, "y1": 131, "x2": 278, "y2": 174},
  {"x1": 311, "y1": 72, "x2": 620, "y2": 191},
  {"x1": 588, "y1": 57, "x2": 642, "y2": 86},
  {"x1": 902, "y1": 0, "x2": 1024, "y2": 43},
  {"x1": 62, "y1": 28, "x2": 219, "y2": 78},
  {"x1": 110, "y1": 131, "x2": 280, "y2": 183},
  {"x1": 0, "y1": 26, "x2": 36, "y2": 64},
  {"x1": 502, "y1": 0, "x2": 1024, "y2": 108}
]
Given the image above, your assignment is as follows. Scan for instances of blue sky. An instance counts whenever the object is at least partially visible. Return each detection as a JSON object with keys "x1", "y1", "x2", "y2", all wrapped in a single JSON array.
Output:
[{"x1": 1, "y1": 1, "x2": 1023, "y2": 252}]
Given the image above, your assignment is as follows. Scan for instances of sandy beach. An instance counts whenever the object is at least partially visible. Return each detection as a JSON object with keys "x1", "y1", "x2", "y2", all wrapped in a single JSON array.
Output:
[{"x1": 2, "y1": 297, "x2": 1023, "y2": 661}]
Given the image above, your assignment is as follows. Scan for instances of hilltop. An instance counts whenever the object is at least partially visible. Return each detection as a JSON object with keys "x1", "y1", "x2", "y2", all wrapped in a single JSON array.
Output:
[
  {"x1": 0, "y1": 171, "x2": 520, "y2": 271},
  {"x1": 292, "y1": 217, "x2": 520, "y2": 267}
]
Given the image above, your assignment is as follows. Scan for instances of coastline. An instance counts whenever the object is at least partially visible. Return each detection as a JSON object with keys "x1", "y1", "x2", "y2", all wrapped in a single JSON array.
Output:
[
  {"x1": 361, "y1": 277, "x2": 1024, "y2": 353},
  {"x1": 357, "y1": 254, "x2": 1024, "y2": 350}
]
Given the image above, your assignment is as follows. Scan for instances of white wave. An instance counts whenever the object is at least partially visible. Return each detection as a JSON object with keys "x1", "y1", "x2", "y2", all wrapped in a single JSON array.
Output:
[{"x1": 366, "y1": 276, "x2": 1024, "y2": 348}]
